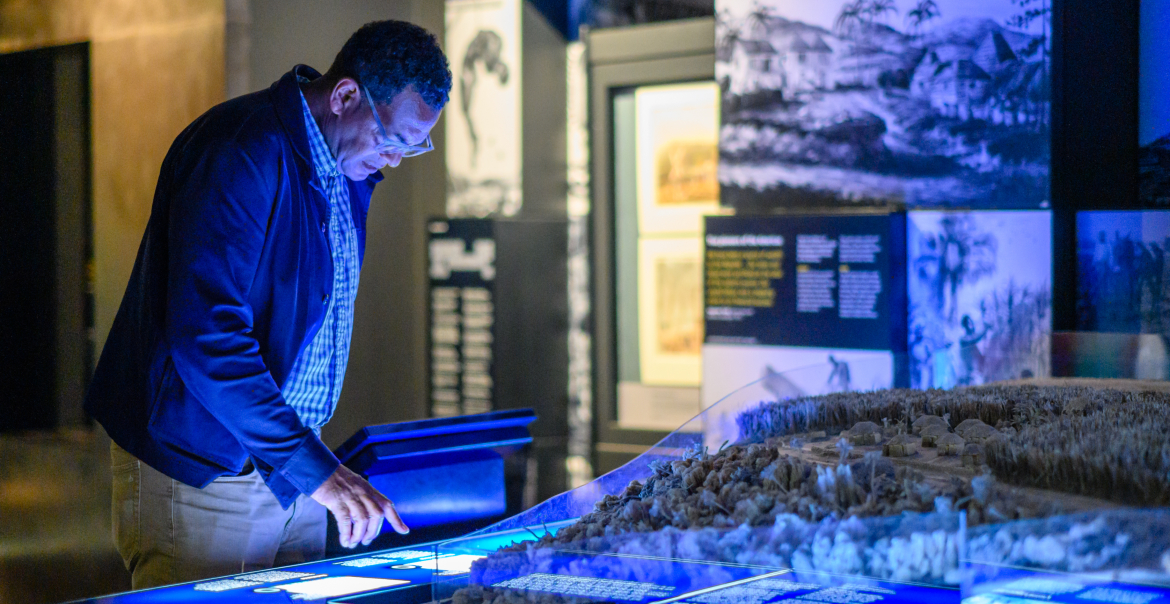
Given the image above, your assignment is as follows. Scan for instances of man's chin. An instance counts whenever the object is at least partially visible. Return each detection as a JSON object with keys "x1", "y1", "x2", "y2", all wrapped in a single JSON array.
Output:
[{"x1": 342, "y1": 161, "x2": 378, "y2": 181}]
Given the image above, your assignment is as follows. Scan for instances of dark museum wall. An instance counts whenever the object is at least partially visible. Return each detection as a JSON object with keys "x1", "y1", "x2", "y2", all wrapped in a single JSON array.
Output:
[
  {"x1": 0, "y1": 0, "x2": 226, "y2": 431},
  {"x1": 0, "y1": 3, "x2": 225, "y2": 600},
  {"x1": 0, "y1": 43, "x2": 89, "y2": 432},
  {"x1": 1051, "y1": 0, "x2": 1142, "y2": 330}
]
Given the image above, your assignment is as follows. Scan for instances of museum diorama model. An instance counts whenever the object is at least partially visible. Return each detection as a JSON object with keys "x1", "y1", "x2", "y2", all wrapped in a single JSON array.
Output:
[
  {"x1": 83, "y1": 20, "x2": 451, "y2": 589},
  {"x1": 451, "y1": 381, "x2": 1170, "y2": 604}
]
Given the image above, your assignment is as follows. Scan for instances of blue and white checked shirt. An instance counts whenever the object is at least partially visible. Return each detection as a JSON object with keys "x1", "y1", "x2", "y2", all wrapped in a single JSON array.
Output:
[{"x1": 281, "y1": 85, "x2": 361, "y2": 430}]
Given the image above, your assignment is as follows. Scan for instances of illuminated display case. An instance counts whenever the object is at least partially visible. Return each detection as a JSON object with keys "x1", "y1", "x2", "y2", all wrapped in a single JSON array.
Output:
[
  {"x1": 589, "y1": 17, "x2": 722, "y2": 474},
  {"x1": 67, "y1": 360, "x2": 1170, "y2": 603},
  {"x1": 434, "y1": 359, "x2": 966, "y2": 604}
]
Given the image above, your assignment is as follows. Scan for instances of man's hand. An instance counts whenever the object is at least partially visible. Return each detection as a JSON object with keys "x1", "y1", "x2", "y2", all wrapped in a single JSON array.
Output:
[{"x1": 310, "y1": 465, "x2": 409, "y2": 548}]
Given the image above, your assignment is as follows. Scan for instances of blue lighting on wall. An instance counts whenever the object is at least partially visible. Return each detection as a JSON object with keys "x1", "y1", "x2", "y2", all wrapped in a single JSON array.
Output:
[{"x1": 1142, "y1": 0, "x2": 1170, "y2": 147}]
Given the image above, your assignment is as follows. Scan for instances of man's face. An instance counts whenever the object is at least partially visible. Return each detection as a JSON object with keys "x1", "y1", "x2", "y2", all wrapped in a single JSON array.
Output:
[{"x1": 327, "y1": 78, "x2": 442, "y2": 181}]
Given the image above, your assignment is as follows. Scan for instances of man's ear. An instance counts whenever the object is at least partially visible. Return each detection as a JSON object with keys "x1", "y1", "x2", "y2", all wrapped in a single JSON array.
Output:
[{"x1": 330, "y1": 77, "x2": 362, "y2": 117}]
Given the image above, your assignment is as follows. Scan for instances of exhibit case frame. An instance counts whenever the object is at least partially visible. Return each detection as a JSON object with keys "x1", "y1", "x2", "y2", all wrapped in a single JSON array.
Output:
[
  {"x1": 589, "y1": 17, "x2": 718, "y2": 475},
  {"x1": 64, "y1": 360, "x2": 1170, "y2": 603}
]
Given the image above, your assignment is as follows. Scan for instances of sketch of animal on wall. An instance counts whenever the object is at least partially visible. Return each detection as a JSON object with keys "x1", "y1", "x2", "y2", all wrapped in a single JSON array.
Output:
[
  {"x1": 460, "y1": 29, "x2": 510, "y2": 167},
  {"x1": 715, "y1": 0, "x2": 1051, "y2": 209}
]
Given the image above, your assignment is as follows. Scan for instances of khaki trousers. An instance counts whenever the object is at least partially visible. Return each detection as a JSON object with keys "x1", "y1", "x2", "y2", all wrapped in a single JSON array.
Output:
[{"x1": 110, "y1": 442, "x2": 327, "y2": 590}]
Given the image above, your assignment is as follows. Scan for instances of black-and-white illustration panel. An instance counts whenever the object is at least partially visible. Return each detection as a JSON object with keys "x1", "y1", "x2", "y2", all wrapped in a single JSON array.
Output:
[
  {"x1": 446, "y1": 0, "x2": 523, "y2": 217},
  {"x1": 716, "y1": 0, "x2": 1051, "y2": 209},
  {"x1": 907, "y1": 210, "x2": 1052, "y2": 390}
]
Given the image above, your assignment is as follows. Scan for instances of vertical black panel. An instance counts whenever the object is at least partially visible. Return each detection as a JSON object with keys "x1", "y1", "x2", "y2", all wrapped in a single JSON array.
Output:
[
  {"x1": 425, "y1": 217, "x2": 569, "y2": 502},
  {"x1": 1050, "y1": 0, "x2": 1141, "y2": 330},
  {"x1": 0, "y1": 43, "x2": 91, "y2": 432},
  {"x1": 53, "y1": 43, "x2": 93, "y2": 427},
  {"x1": 427, "y1": 218, "x2": 497, "y2": 418},
  {"x1": 0, "y1": 48, "x2": 59, "y2": 431}
]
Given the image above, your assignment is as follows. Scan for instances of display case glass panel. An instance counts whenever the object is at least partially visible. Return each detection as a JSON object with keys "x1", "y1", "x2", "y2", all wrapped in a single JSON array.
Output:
[
  {"x1": 963, "y1": 509, "x2": 1170, "y2": 604},
  {"x1": 67, "y1": 361, "x2": 1170, "y2": 604},
  {"x1": 440, "y1": 361, "x2": 1170, "y2": 604}
]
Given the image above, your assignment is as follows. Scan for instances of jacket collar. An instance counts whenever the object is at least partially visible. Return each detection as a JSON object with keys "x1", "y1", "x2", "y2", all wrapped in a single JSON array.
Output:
[
  {"x1": 270, "y1": 65, "x2": 319, "y2": 174},
  {"x1": 269, "y1": 65, "x2": 385, "y2": 188}
]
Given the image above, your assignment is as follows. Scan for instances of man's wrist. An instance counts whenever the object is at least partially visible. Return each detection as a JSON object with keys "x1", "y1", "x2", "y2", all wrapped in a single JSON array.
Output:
[{"x1": 280, "y1": 435, "x2": 341, "y2": 496}]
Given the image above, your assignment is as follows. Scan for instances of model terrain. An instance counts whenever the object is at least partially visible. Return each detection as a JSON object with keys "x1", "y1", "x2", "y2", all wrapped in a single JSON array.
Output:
[{"x1": 455, "y1": 384, "x2": 1170, "y2": 603}]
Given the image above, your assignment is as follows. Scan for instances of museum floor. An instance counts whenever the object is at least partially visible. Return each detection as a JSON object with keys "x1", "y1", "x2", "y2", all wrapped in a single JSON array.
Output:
[{"x1": 0, "y1": 429, "x2": 129, "y2": 604}]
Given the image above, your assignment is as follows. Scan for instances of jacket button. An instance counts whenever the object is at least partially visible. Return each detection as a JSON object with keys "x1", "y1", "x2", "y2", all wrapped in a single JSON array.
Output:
[
  {"x1": 320, "y1": 221, "x2": 327, "y2": 233},
  {"x1": 322, "y1": 292, "x2": 330, "y2": 302}
]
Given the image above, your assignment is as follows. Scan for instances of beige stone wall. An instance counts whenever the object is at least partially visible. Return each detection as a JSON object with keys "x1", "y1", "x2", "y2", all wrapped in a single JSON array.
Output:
[{"x1": 0, "y1": 0, "x2": 225, "y2": 357}]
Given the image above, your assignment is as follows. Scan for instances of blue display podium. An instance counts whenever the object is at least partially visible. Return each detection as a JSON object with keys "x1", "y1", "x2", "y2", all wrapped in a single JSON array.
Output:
[{"x1": 333, "y1": 408, "x2": 536, "y2": 540}]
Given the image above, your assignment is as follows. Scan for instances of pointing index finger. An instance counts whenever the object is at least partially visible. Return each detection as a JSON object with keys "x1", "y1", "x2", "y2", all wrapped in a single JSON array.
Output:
[{"x1": 383, "y1": 500, "x2": 409, "y2": 534}]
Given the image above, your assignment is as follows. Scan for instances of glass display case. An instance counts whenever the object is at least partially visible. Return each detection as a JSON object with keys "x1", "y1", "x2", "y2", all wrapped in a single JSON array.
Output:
[{"x1": 68, "y1": 356, "x2": 1170, "y2": 603}]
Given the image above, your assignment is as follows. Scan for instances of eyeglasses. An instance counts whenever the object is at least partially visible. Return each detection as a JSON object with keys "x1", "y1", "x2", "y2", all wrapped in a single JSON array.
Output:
[{"x1": 361, "y1": 85, "x2": 433, "y2": 157}]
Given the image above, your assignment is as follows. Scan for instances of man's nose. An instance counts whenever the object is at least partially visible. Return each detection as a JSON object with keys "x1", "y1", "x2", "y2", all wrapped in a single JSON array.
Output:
[{"x1": 381, "y1": 150, "x2": 404, "y2": 168}]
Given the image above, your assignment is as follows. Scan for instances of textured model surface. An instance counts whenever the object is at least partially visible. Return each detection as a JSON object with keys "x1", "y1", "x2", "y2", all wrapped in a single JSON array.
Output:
[{"x1": 456, "y1": 384, "x2": 1170, "y2": 603}]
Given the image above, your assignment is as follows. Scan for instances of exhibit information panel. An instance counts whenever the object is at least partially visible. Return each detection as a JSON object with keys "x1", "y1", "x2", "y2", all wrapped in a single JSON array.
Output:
[
  {"x1": 69, "y1": 545, "x2": 484, "y2": 603},
  {"x1": 435, "y1": 536, "x2": 962, "y2": 603},
  {"x1": 428, "y1": 219, "x2": 497, "y2": 417},
  {"x1": 69, "y1": 533, "x2": 962, "y2": 603},
  {"x1": 964, "y1": 565, "x2": 1170, "y2": 604},
  {"x1": 701, "y1": 214, "x2": 906, "y2": 406},
  {"x1": 704, "y1": 214, "x2": 906, "y2": 351}
]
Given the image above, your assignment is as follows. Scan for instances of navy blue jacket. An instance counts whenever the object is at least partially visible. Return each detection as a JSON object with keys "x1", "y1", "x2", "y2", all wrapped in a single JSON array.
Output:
[{"x1": 85, "y1": 66, "x2": 382, "y2": 508}]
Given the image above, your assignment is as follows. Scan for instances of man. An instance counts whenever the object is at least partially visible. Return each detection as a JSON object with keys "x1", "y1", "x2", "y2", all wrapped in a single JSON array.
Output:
[{"x1": 85, "y1": 21, "x2": 451, "y2": 589}]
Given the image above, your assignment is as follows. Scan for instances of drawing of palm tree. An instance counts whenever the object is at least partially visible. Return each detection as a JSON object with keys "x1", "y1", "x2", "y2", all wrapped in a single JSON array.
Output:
[
  {"x1": 915, "y1": 215, "x2": 998, "y2": 322},
  {"x1": 905, "y1": 0, "x2": 940, "y2": 37},
  {"x1": 864, "y1": 0, "x2": 898, "y2": 27},
  {"x1": 834, "y1": 0, "x2": 865, "y2": 36},
  {"x1": 745, "y1": 2, "x2": 775, "y2": 38},
  {"x1": 716, "y1": 8, "x2": 732, "y2": 31},
  {"x1": 720, "y1": 27, "x2": 742, "y2": 56},
  {"x1": 1008, "y1": 0, "x2": 1051, "y2": 126},
  {"x1": 717, "y1": 9, "x2": 742, "y2": 54}
]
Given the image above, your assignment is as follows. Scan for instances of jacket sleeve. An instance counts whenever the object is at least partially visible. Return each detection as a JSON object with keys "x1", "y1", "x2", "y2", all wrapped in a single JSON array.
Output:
[{"x1": 163, "y1": 136, "x2": 339, "y2": 498}]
